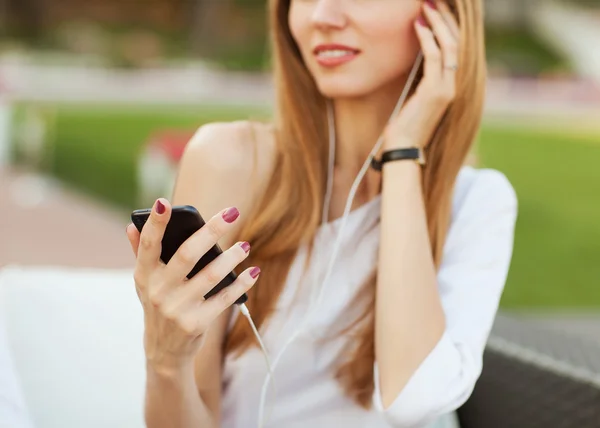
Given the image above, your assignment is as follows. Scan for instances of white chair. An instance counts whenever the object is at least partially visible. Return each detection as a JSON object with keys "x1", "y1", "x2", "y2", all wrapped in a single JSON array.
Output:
[{"x1": 0, "y1": 266, "x2": 146, "y2": 428}]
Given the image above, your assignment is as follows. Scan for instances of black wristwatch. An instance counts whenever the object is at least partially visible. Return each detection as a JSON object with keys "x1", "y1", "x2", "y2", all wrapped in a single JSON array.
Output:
[{"x1": 370, "y1": 147, "x2": 426, "y2": 171}]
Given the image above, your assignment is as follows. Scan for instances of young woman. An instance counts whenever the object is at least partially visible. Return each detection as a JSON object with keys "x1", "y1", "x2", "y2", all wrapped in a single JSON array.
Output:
[{"x1": 125, "y1": 0, "x2": 517, "y2": 427}]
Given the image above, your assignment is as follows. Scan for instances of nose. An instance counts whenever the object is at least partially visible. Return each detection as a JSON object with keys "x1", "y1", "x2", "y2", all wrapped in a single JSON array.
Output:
[{"x1": 311, "y1": 0, "x2": 347, "y2": 30}]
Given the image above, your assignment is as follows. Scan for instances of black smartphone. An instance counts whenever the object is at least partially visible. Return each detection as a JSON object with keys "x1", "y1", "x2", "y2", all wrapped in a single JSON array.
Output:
[{"x1": 130, "y1": 205, "x2": 248, "y2": 305}]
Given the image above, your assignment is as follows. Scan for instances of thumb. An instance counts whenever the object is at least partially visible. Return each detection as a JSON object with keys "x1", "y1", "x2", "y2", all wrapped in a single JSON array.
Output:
[{"x1": 125, "y1": 223, "x2": 141, "y2": 258}]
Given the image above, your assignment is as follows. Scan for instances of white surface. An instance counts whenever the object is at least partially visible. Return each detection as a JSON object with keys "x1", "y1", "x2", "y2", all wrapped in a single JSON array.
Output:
[
  {"x1": 0, "y1": 266, "x2": 146, "y2": 428},
  {"x1": 222, "y1": 166, "x2": 517, "y2": 428},
  {"x1": 0, "y1": 310, "x2": 33, "y2": 428}
]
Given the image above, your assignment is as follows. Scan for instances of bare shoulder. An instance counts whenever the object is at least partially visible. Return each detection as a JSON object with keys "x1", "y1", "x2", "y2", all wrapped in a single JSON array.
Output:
[
  {"x1": 186, "y1": 120, "x2": 276, "y2": 179},
  {"x1": 172, "y1": 120, "x2": 277, "y2": 242}
]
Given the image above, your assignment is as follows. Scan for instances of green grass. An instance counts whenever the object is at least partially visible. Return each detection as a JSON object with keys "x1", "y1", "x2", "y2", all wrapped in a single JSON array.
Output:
[
  {"x1": 12, "y1": 104, "x2": 269, "y2": 209},
  {"x1": 478, "y1": 125, "x2": 600, "y2": 309},
  {"x1": 10, "y1": 104, "x2": 600, "y2": 309}
]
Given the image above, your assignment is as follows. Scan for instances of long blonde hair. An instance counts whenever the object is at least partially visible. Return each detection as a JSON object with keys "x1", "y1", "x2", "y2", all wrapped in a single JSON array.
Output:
[{"x1": 225, "y1": 0, "x2": 486, "y2": 408}]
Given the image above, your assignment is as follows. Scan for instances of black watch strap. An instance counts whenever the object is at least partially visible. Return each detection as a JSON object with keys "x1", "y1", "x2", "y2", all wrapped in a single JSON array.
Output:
[{"x1": 371, "y1": 148, "x2": 425, "y2": 171}]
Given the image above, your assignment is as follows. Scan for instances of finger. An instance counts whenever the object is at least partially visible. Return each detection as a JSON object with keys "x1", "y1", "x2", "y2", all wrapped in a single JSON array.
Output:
[
  {"x1": 160, "y1": 241, "x2": 250, "y2": 317},
  {"x1": 167, "y1": 267, "x2": 259, "y2": 339},
  {"x1": 423, "y1": 2, "x2": 459, "y2": 93},
  {"x1": 195, "y1": 241, "x2": 251, "y2": 299},
  {"x1": 415, "y1": 16, "x2": 442, "y2": 82},
  {"x1": 199, "y1": 266, "x2": 260, "y2": 321},
  {"x1": 137, "y1": 198, "x2": 171, "y2": 272},
  {"x1": 423, "y1": 1, "x2": 459, "y2": 69},
  {"x1": 126, "y1": 223, "x2": 140, "y2": 258},
  {"x1": 166, "y1": 207, "x2": 241, "y2": 283},
  {"x1": 437, "y1": 1, "x2": 460, "y2": 40},
  {"x1": 167, "y1": 239, "x2": 251, "y2": 297}
]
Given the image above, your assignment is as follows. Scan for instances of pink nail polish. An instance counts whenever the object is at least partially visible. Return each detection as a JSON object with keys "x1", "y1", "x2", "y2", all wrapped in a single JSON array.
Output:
[
  {"x1": 425, "y1": 0, "x2": 437, "y2": 9},
  {"x1": 155, "y1": 200, "x2": 165, "y2": 215},
  {"x1": 417, "y1": 16, "x2": 428, "y2": 27},
  {"x1": 240, "y1": 241, "x2": 251, "y2": 253},
  {"x1": 250, "y1": 267, "x2": 261, "y2": 279},
  {"x1": 222, "y1": 207, "x2": 240, "y2": 223}
]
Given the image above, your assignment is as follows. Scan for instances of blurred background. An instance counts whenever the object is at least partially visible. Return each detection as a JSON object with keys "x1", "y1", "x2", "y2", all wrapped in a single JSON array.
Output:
[
  {"x1": 0, "y1": 1, "x2": 599, "y2": 427},
  {"x1": 0, "y1": 0, "x2": 599, "y2": 332}
]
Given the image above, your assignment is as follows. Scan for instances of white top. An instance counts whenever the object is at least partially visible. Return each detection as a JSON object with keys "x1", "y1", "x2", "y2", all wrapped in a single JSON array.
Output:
[{"x1": 222, "y1": 166, "x2": 518, "y2": 428}]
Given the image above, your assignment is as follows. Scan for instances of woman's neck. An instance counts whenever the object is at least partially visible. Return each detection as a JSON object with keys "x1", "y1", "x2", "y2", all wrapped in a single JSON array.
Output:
[
  {"x1": 329, "y1": 76, "x2": 408, "y2": 200},
  {"x1": 332, "y1": 78, "x2": 407, "y2": 172}
]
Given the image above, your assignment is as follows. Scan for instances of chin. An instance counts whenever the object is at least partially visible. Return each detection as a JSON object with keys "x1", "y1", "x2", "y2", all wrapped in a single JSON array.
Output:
[{"x1": 313, "y1": 75, "x2": 377, "y2": 99}]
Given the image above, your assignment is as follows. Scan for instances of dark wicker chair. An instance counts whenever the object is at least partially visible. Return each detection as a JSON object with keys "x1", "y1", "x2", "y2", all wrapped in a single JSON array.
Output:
[{"x1": 458, "y1": 314, "x2": 600, "y2": 428}]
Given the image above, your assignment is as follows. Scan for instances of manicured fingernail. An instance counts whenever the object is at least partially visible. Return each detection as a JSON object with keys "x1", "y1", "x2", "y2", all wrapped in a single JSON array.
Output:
[
  {"x1": 222, "y1": 207, "x2": 240, "y2": 223},
  {"x1": 240, "y1": 241, "x2": 251, "y2": 253},
  {"x1": 250, "y1": 267, "x2": 261, "y2": 279},
  {"x1": 155, "y1": 199, "x2": 165, "y2": 215},
  {"x1": 417, "y1": 16, "x2": 428, "y2": 27},
  {"x1": 425, "y1": 0, "x2": 437, "y2": 9}
]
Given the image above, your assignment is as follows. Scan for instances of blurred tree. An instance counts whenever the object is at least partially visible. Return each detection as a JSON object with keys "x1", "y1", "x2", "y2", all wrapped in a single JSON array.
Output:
[
  {"x1": 5, "y1": 0, "x2": 45, "y2": 40},
  {"x1": 187, "y1": 0, "x2": 230, "y2": 57},
  {"x1": 184, "y1": 0, "x2": 268, "y2": 70},
  {"x1": 0, "y1": 0, "x2": 7, "y2": 33}
]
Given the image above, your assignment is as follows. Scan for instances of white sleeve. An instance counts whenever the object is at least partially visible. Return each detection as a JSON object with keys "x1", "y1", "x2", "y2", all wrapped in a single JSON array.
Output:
[
  {"x1": 373, "y1": 169, "x2": 518, "y2": 428},
  {"x1": 0, "y1": 271, "x2": 36, "y2": 428}
]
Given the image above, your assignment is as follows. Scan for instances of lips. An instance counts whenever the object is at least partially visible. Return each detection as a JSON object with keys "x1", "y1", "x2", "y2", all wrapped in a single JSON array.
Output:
[{"x1": 313, "y1": 44, "x2": 360, "y2": 67}]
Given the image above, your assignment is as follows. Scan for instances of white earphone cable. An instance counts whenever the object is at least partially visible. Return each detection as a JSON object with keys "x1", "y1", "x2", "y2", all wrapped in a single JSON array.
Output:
[
  {"x1": 256, "y1": 52, "x2": 424, "y2": 428},
  {"x1": 238, "y1": 303, "x2": 277, "y2": 426},
  {"x1": 239, "y1": 303, "x2": 273, "y2": 376},
  {"x1": 247, "y1": 52, "x2": 424, "y2": 428},
  {"x1": 308, "y1": 53, "x2": 423, "y2": 317}
]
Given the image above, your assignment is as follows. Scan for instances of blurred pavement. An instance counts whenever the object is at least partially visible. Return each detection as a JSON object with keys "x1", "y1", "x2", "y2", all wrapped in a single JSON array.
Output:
[
  {"x1": 1, "y1": 167, "x2": 133, "y2": 269},
  {"x1": 0, "y1": 60, "x2": 273, "y2": 106},
  {"x1": 506, "y1": 312, "x2": 600, "y2": 346},
  {"x1": 0, "y1": 60, "x2": 599, "y2": 126}
]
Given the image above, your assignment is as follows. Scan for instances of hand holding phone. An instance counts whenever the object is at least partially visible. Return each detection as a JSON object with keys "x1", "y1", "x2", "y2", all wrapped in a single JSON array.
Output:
[{"x1": 125, "y1": 199, "x2": 260, "y2": 372}]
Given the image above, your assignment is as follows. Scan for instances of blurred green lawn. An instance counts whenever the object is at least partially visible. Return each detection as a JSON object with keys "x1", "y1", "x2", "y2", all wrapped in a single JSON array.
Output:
[
  {"x1": 12, "y1": 104, "x2": 600, "y2": 309},
  {"x1": 12, "y1": 104, "x2": 270, "y2": 209},
  {"x1": 478, "y1": 125, "x2": 600, "y2": 309}
]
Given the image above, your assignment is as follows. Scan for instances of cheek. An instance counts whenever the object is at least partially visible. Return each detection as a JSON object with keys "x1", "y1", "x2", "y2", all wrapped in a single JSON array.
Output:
[
  {"x1": 365, "y1": 15, "x2": 420, "y2": 69},
  {"x1": 288, "y1": 4, "x2": 309, "y2": 56}
]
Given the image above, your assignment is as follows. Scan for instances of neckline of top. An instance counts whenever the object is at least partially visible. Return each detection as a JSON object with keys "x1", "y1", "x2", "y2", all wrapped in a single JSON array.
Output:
[{"x1": 320, "y1": 194, "x2": 382, "y2": 229}]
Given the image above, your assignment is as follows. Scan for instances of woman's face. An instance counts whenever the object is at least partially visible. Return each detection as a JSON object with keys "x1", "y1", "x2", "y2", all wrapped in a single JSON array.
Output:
[{"x1": 289, "y1": 0, "x2": 423, "y2": 99}]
